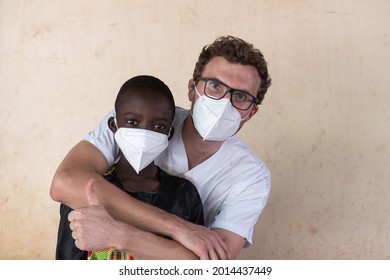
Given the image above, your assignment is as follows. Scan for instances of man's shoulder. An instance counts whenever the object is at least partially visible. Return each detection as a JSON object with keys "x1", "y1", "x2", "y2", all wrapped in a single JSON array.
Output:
[
  {"x1": 223, "y1": 136, "x2": 268, "y2": 167},
  {"x1": 218, "y1": 136, "x2": 271, "y2": 189},
  {"x1": 172, "y1": 107, "x2": 189, "y2": 128}
]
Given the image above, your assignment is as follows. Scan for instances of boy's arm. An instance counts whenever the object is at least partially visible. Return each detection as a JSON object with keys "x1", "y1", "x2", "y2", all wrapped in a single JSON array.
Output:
[{"x1": 50, "y1": 140, "x2": 228, "y2": 259}]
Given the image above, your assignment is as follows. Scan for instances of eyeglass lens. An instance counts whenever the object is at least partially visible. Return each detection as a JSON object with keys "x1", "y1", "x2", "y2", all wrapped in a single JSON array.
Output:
[{"x1": 204, "y1": 79, "x2": 255, "y2": 110}]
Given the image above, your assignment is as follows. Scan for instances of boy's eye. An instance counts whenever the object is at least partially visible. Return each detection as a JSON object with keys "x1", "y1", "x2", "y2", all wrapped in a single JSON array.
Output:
[
  {"x1": 126, "y1": 119, "x2": 138, "y2": 126},
  {"x1": 154, "y1": 124, "x2": 168, "y2": 130}
]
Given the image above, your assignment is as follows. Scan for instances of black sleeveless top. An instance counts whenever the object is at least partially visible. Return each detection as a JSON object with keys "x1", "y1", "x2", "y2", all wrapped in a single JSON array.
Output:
[{"x1": 55, "y1": 167, "x2": 204, "y2": 260}]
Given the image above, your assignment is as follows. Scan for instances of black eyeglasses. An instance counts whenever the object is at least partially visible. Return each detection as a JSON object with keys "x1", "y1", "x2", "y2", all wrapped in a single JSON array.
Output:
[{"x1": 196, "y1": 77, "x2": 259, "y2": 111}]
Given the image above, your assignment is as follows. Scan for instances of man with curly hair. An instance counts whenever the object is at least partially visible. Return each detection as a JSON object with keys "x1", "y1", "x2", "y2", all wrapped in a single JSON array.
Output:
[{"x1": 50, "y1": 36, "x2": 272, "y2": 259}]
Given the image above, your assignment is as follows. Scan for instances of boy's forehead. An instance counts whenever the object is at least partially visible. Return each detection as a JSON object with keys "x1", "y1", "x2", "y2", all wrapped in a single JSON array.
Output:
[
  {"x1": 124, "y1": 89, "x2": 167, "y2": 101},
  {"x1": 117, "y1": 90, "x2": 174, "y2": 118}
]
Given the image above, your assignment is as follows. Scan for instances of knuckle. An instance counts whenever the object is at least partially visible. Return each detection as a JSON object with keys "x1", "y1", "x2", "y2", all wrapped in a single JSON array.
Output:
[{"x1": 198, "y1": 244, "x2": 208, "y2": 255}]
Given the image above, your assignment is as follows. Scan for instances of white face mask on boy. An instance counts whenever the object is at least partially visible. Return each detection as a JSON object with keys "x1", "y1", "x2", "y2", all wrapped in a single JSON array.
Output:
[
  {"x1": 114, "y1": 119, "x2": 169, "y2": 174},
  {"x1": 191, "y1": 84, "x2": 243, "y2": 141}
]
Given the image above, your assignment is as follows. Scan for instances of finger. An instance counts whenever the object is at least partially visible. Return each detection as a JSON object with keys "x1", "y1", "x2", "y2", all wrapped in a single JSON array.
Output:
[
  {"x1": 198, "y1": 246, "x2": 209, "y2": 260},
  {"x1": 68, "y1": 210, "x2": 76, "y2": 222},
  {"x1": 215, "y1": 245, "x2": 229, "y2": 260},
  {"x1": 208, "y1": 246, "x2": 219, "y2": 260},
  {"x1": 215, "y1": 236, "x2": 229, "y2": 260},
  {"x1": 200, "y1": 239, "x2": 217, "y2": 260},
  {"x1": 85, "y1": 178, "x2": 100, "y2": 206},
  {"x1": 209, "y1": 249, "x2": 219, "y2": 260},
  {"x1": 71, "y1": 229, "x2": 78, "y2": 240},
  {"x1": 206, "y1": 233, "x2": 228, "y2": 260},
  {"x1": 74, "y1": 239, "x2": 82, "y2": 250},
  {"x1": 69, "y1": 220, "x2": 75, "y2": 230}
]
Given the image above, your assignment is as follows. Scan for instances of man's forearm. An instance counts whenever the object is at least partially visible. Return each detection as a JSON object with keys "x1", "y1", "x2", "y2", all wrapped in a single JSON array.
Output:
[
  {"x1": 113, "y1": 221, "x2": 199, "y2": 260},
  {"x1": 50, "y1": 140, "x2": 110, "y2": 208},
  {"x1": 50, "y1": 142, "x2": 190, "y2": 244},
  {"x1": 69, "y1": 201, "x2": 198, "y2": 260}
]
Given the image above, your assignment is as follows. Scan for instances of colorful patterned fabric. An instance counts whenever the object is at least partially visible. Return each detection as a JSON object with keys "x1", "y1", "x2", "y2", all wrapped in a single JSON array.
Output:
[{"x1": 88, "y1": 248, "x2": 135, "y2": 260}]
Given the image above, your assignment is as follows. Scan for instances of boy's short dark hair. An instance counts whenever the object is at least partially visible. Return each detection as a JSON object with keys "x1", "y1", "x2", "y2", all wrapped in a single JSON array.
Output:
[{"x1": 115, "y1": 75, "x2": 175, "y2": 116}]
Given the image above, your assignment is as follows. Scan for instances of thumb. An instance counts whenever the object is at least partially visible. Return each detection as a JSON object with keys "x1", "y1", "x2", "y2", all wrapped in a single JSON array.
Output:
[{"x1": 85, "y1": 178, "x2": 100, "y2": 206}]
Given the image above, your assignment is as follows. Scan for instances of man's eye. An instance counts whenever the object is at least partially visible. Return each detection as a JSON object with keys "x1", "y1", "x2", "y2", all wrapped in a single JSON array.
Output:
[
  {"x1": 208, "y1": 80, "x2": 223, "y2": 91},
  {"x1": 233, "y1": 91, "x2": 248, "y2": 101}
]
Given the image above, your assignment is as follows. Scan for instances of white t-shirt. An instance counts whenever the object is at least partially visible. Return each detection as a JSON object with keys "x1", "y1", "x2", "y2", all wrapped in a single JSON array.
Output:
[{"x1": 84, "y1": 108, "x2": 271, "y2": 247}]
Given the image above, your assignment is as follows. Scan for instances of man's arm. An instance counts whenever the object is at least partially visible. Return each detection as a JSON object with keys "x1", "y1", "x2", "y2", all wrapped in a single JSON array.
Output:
[
  {"x1": 69, "y1": 182, "x2": 199, "y2": 259},
  {"x1": 70, "y1": 204, "x2": 244, "y2": 260},
  {"x1": 212, "y1": 228, "x2": 246, "y2": 259},
  {"x1": 50, "y1": 141, "x2": 228, "y2": 259},
  {"x1": 50, "y1": 140, "x2": 110, "y2": 209}
]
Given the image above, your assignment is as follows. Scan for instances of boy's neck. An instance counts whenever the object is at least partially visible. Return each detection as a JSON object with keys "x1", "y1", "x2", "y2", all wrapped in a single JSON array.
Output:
[{"x1": 114, "y1": 157, "x2": 160, "y2": 193}]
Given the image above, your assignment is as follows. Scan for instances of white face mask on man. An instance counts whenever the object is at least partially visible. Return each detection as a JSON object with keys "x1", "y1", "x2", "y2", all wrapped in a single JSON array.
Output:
[
  {"x1": 114, "y1": 119, "x2": 169, "y2": 174},
  {"x1": 191, "y1": 84, "x2": 245, "y2": 141}
]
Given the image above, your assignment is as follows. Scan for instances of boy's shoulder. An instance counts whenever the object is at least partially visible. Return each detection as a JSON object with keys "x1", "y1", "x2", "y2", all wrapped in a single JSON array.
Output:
[
  {"x1": 159, "y1": 167, "x2": 190, "y2": 182},
  {"x1": 158, "y1": 168, "x2": 197, "y2": 191}
]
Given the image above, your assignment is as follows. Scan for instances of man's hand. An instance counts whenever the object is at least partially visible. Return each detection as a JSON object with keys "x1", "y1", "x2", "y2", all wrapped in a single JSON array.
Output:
[
  {"x1": 172, "y1": 219, "x2": 230, "y2": 260},
  {"x1": 68, "y1": 179, "x2": 120, "y2": 251}
]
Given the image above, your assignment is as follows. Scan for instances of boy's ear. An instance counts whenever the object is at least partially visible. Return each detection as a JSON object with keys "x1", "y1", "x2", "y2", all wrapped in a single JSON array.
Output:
[
  {"x1": 108, "y1": 117, "x2": 117, "y2": 133},
  {"x1": 168, "y1": 127, "x2": 174, "y2": 140}
]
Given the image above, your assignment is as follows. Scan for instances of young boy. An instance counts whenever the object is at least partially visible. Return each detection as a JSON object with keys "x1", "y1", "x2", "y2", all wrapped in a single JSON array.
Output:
[{"x1": 55, "y1": 75, "x2": 204, "y2": 260}]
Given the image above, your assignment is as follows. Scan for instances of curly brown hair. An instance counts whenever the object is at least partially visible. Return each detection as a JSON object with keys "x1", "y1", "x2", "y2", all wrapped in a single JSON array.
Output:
[{"x1": 193, "y1": 36, "x2": 271, "y2": 104}]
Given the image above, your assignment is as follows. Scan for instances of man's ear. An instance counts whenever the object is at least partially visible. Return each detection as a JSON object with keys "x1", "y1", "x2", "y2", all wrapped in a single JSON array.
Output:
[
  {"x1": 168, "y1": 127, "x2": 174, "y2": 140},
  {"x1": 188, "y1": 79, "x2": 195, "y2": 102},
  {"x1": 245, "y1": 105, "x2": 259, "y2": 122},
  {"x1": 108, "y1": 117, "x2": 117, "y2": 133}
]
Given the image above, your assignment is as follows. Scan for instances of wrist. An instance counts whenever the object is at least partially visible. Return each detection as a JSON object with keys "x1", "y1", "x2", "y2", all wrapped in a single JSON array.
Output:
[
  {"x1": 164, "y1": 214, "x2": 190, "y2": 240},
  {"x1": 110, "y1": 221, "x2": 137, "y2": 251}
]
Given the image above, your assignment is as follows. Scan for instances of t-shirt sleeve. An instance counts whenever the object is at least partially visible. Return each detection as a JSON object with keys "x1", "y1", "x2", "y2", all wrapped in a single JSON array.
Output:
[
  {"x1": 210, "y1": 166, "x2": 271, "y2": 248},
  {"x1": 83, "y1": 110, "x2": 118, "y2": 166}
]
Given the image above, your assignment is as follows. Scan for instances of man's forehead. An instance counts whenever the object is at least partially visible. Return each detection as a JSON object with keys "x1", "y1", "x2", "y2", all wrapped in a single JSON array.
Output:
[{"x1": 202, "y1": 57, "x2": 261, "y2": 94}]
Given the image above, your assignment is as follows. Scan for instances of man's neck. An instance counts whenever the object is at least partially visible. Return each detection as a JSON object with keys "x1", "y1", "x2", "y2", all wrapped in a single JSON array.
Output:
[{"x1": 182, "y1": 115, "x2": 223, "y2": 170}]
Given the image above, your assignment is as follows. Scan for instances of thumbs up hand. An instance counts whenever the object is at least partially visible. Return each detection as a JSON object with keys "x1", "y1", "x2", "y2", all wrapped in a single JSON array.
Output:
[{"x1": 68, "y1": 178, "x2": 116, "y2": 251}]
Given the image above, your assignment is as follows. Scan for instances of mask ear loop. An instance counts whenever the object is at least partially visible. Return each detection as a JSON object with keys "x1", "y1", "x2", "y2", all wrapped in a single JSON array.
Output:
[
  {"x1": 193, "y1": 82, "x2": 202, "y2": 98},
  {"x1": 240, "y1": 113, "x2": 251, "y2": 122},
  {"x1": 113, "y1": 109, "x2": 119, "y2": 129},
  {"x1": 190, "y1": 82, "x2": 201, "y2": 121},
  {"x1": 168, "y1": 126, "x2": 175, "y2": 140},
  {"x1": 112, "y1": 116, "x2": 122, "y2": 165}
]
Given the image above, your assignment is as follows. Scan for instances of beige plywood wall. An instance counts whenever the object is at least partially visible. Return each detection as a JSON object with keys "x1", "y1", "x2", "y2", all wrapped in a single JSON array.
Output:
[{"x1": 1, "y1": 0, "x2": 389, "y2": 259}]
